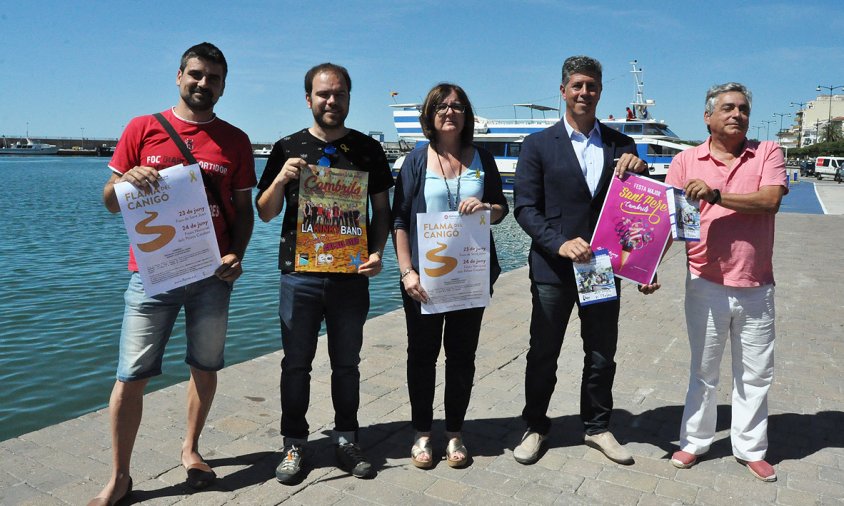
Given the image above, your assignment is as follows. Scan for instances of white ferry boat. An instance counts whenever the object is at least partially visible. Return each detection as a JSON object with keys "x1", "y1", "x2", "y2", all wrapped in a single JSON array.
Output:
[
  {"x1": 390, "y1": 60, "x2": 690, "y2": 191},
  {"x1": 0, "y1": 137, "x2": 59, "y2": 156}
]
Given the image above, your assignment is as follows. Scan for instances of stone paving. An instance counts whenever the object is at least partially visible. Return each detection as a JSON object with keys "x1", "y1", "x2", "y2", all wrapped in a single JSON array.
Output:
[{"x1": 2, "y1": 212, "x2": 843, "y2": 505}]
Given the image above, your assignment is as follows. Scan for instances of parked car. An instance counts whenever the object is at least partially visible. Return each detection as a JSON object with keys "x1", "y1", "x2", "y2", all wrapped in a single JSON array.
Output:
[{"x1": 800, "y1": 160, "x2": 814, "y2": 177}]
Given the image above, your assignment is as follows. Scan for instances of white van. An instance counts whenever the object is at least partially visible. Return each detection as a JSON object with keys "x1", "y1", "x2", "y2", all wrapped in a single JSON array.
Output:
[{"x1": 815, "y1": 156, "x2": 844, "y2": 180}]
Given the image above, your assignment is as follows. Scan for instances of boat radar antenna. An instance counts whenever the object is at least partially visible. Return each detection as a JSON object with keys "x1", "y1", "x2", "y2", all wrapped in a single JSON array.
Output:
[{"x1": 630, "y1": 60, "x2": 654, "y2": 119}]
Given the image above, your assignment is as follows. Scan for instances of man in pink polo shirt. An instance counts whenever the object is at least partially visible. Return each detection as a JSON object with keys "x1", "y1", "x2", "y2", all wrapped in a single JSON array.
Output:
[{"x1": 665, "y1": 82, "x2": 787, "y2": 482}]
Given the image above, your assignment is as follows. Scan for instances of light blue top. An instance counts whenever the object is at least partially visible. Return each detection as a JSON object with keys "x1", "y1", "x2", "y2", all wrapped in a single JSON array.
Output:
[
  {"x1": 564, "y1": 118, "x2": 603, "y2": 196},
  {"x1": 424, "y1": 150, "x2": 484, "y2": 212}
]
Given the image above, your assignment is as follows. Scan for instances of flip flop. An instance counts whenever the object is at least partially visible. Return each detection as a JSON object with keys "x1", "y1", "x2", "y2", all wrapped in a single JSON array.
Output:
[
  {"x1": 184, "y1": 460, "x2": 216, "y2": 490},
  {"x1": 86, "y1": 477, "x2": 132, "y2": 506}
]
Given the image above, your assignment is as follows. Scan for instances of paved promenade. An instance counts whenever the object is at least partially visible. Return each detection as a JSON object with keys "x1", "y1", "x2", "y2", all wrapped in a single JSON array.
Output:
[{"x1": 2, "y1": 209, "x2": 843, "y2": 504}]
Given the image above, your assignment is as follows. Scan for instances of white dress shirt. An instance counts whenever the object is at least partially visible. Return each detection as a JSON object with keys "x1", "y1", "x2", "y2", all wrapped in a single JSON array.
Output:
[{"x1": 564, "y1": 118, "x2": 603, "y2": 196}]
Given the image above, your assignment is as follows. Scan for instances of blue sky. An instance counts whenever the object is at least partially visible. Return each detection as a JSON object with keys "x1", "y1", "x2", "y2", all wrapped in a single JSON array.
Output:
[{"x1": 1, "y1": 0, "x2": 842, "y2": 144}]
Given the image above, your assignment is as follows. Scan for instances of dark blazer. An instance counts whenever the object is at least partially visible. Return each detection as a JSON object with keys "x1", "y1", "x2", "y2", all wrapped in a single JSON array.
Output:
[
  {"x1": 514, "y1": 120, "x2": 637, "y2": 284},
  {"x1": 392, "y1": 144, "x2": 509, "y2": 290}
]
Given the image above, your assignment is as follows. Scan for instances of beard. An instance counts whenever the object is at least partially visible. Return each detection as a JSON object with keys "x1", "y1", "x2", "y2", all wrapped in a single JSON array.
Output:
[
  {"x1": 312, "y1": 108, "x2": 347, "y2": 131},
  {"x1": 182, "y1": 87, "x2": 216, "y2": 112}
]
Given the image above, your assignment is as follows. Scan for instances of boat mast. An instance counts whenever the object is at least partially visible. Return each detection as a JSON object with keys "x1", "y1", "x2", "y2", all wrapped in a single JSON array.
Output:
[{"x1": 630, "y1": 60, "x2": 653, "y2": 120}]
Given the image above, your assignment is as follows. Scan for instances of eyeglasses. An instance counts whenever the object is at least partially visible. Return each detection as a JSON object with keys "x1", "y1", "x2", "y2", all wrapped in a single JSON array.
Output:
[
  {"x1": 435, "y1": 103, "x2": 466, "y2": 115},
  {"x1": 317, "y1": 144, "x2": 337, "y2": 167}
]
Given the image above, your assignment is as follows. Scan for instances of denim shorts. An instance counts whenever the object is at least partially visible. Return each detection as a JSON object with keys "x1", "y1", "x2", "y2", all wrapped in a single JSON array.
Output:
[{"x1": 116, "y1": 272, "x2": 232, "y2": 382}]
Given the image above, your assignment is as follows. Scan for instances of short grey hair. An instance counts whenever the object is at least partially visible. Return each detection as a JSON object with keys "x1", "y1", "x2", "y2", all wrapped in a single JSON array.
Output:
[
  {"x1": 562, "y1": 56, "x2": 602, "y2": 86},
  {"x1": 705, "y1": 82, "x2": 752, "y2": 115}
]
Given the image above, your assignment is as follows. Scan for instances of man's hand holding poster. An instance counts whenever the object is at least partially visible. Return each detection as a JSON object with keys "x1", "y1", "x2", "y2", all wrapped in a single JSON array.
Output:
[{"x1": 416, "y1": 210, "x2": 490, "y2": 314}]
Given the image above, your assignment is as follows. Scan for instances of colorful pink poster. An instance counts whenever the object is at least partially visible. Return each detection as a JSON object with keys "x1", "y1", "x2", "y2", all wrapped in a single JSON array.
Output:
[{"x1": 590, "y1": 174, "x2": 672, "y2": 284}]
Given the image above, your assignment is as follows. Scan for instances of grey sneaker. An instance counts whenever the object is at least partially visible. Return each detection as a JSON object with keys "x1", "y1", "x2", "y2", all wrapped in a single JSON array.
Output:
[
  {"x1": 276, "y1": 444, "x2": 304, "y2": 484},
  {"x1": 514, "y1": 430, "x2": 547, "y2": 465},
  {"x1": 335, "y1": 442, "x2": 375, "y2": 478}
]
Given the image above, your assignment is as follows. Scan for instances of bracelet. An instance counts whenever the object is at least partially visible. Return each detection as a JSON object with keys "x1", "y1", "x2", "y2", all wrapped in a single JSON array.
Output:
[
  {"x1": 400, "y1": 267, "x2": 413, "y2": 280},
  {"x1": 707, "y1": 189, "x2": 721, "y2": 205}
]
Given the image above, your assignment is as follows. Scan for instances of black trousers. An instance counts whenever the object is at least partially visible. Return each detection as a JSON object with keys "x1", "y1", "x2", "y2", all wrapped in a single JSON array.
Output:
[
  {"x1": 401, "y1": 283, "x2": 484, "y2": 433},
  {"x1": 522, "y1": 279, "x2": 621, "y2": 435}
]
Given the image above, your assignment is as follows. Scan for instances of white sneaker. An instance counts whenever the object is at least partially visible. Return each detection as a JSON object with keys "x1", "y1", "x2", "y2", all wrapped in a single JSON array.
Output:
[{"x1": 513, "y1": 431, "x2": 546, "y2": 465}]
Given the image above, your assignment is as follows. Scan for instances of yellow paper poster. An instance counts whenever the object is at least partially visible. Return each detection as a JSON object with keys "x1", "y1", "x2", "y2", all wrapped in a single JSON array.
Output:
[{"x1": 295, "y1": 167, "x2": 369, "y2": 273}]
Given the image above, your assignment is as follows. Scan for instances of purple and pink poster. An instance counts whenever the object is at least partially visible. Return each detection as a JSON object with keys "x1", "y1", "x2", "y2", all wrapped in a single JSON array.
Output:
[{"x1": 590, "y1": 174, "x2": 672, "y2": 284}]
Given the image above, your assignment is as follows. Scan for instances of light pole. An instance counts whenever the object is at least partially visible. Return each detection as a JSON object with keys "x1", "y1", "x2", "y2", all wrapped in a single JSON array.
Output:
[
  {"x1": 772, "y1": 112, "x2": 791, "y2": 143},
  {"x1": 753, "y1": 125, "x2": 764, "y2": 141},
  {"x1": 761, "y1": 120, "x2": 775, "y2": 141},
  {"x1": 790, "y1": 101, "x2": 807, "y2": 147},
  {"x1": 816, "y1": 84, "x2": 844, "y2": 142},
  {"x1": 80, "y1": 127, "x2": 85, "y2": 149}
]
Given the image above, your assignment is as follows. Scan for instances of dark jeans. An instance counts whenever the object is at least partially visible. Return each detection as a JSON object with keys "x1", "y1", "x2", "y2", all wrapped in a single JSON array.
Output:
[
  {"x1": 401, "y1": 283, "x2": 484, "y2": 433},
  {"x1": 522, "y1": 280, "x2": 620, "y2": 436},
  {"x1": 278, "y1": 272, "x2": 370, "y2": 439}
]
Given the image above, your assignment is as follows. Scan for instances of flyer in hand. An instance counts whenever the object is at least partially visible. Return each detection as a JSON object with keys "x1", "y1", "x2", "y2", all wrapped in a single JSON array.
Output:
[
  {"x1": 115, "y1": 163, "x2": 221, "y2": 296},
  {"x1": 667, "y1": 188, "x2": 701, "y2": 241},
  {"x1": 573, "y1": 249, "x2": 618, "y2": 306},
  {"x1": 591, "y1": 173, "x2": 672, "y2": 284},
  {"x1": 295, "y1": 167, "x2": 369, "y2": 273},
  {"x1": 416, "y1": 210, "x2": 491, "y2": 314}
]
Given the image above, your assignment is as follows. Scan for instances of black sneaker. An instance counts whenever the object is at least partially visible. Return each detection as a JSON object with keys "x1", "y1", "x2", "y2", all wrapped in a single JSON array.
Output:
[
  {"x1": 276, "y1": 444, "x2": 304, "y2": 484},
  {"x1": 335, "y1": 442, "x2": 375, "y2": 478}
]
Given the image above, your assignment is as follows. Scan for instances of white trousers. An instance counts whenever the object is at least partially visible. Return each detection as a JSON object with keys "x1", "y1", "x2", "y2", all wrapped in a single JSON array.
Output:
[{"x1": 678, "y1": 273, "x2": 776, "y2": 461}]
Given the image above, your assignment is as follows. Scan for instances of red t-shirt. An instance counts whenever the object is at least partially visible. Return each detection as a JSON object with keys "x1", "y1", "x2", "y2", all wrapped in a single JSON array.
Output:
[{"x1": 109, "y1": 108, "x2": 256, "y2": 271}]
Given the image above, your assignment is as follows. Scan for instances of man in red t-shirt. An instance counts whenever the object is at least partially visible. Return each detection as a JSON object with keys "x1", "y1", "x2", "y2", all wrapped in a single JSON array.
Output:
[{"x1": 89, "y1": 42, "x2": 255, "y2": 505}]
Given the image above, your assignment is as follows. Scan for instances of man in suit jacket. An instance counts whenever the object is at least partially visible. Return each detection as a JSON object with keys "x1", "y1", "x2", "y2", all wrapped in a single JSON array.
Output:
[{"x1": 513, "y1": 55, "x2": 659, "y2": 466}]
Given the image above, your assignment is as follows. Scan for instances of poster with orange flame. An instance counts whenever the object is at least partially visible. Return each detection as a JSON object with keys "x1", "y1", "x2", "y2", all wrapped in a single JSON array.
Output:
[
  {"x1": 115, "y1": 163, "x2": 221, "y2": 296},
  {"x1": 295, "y1": 167, "x2": 369, "y2": 273},
  {"x1": 416, "y1": 210, "x2": 490, "y2": 314}
]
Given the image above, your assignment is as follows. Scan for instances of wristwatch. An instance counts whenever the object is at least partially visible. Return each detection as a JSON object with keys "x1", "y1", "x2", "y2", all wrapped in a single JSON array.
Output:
[{"x1": 707, "y1": 189, "x2": 721, "y2": 205}]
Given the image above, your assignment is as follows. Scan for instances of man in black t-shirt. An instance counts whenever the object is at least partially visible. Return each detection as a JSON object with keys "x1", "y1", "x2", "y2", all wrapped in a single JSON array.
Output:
[{"x1": 256, "y1": 62, "x2": 393, "y2": 484}]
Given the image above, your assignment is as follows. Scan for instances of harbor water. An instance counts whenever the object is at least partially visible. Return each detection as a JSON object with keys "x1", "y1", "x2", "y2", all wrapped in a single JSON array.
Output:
[{"x1": 0, "y1": 156, "x2": 531, "y2": 442}]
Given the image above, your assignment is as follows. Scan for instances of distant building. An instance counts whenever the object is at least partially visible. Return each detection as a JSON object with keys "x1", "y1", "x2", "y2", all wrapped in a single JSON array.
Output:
[{"x1": 787, "y1": 94, "x2": 844, "y2": 147}]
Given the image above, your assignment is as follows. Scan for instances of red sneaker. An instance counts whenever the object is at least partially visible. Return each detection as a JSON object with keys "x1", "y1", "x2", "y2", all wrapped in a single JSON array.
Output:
[
  {"x1": 670, "y1": 450, "x2": 698, "y2": 469},
  {"x1": 737, "y1": 458, "x2": 777, "y2": 482}
]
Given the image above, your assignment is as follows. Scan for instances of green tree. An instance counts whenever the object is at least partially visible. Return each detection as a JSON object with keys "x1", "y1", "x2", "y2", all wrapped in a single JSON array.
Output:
[{"x1": 819, "y1": 120, "x2": 844, "y2": 144}]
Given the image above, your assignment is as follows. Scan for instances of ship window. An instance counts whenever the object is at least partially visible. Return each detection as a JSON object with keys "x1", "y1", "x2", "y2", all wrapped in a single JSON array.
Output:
[
  {"x1": 624, "y1": 124, "x2": 643, "y2": 135},
  {"x1": 507, "y1": 143, "x2": 521, "y2": 158},
  {"x1": 643, "y1": 124, "x2": 666, "y2": 135},
  {"x1": 647, "y1": 145, "x2": 682, "y2": 156},
  {"x1": 475, "y1": 141, "x2": 505, "y2": 156}
]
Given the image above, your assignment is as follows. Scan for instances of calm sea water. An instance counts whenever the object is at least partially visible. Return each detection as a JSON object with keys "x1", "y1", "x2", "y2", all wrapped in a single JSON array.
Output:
[{"x1": 0, "y1": 157, "x2": 530, "y2": 441}]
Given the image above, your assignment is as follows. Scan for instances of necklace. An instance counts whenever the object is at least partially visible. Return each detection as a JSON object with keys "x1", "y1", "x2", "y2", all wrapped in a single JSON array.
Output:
[{"x1": 435, "y1": 150, "x2": 462, "y2": 211}]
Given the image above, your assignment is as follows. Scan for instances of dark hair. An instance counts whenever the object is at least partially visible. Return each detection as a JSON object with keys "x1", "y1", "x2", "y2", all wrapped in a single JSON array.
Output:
[
  {"x1": 419, "y1": 83, "x2": 475, "y2": 146},
  {"x1": 561, "y1": 55, "x2": 602, "y2": 86},
  {"x1": 305, "y1": 63, "x2": 352, "y2": 94},
  {"x1": 180, "y1": 42, "x2": 227, "y2": 77}
]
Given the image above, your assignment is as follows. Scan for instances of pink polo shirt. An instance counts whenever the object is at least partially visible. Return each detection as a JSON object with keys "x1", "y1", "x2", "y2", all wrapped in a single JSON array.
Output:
[{"x1": 665, "y1": 139, "x2": 787, "y2": 287}]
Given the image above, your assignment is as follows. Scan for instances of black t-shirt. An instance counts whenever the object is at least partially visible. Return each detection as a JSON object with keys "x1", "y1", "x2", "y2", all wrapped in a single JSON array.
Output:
[{"x1": 257, "y1": 128, "x2": 394, "y2": 272}]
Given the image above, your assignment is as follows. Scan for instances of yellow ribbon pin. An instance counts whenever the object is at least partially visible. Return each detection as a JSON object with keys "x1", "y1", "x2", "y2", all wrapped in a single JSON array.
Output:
[{"x1": 189, "y1": 169, "x2": 197, "y2": 182}]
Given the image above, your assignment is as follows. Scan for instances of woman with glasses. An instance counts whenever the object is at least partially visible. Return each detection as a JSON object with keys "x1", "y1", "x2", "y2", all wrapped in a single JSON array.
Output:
[{"x1": 392, "y1": 83, "x2": 508, "y2": 469}]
